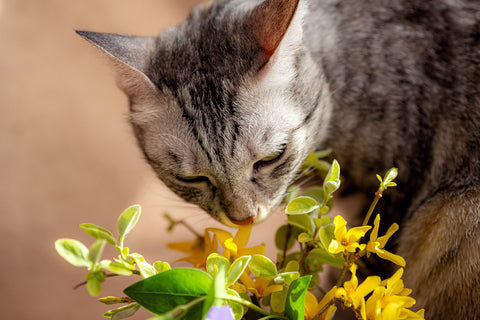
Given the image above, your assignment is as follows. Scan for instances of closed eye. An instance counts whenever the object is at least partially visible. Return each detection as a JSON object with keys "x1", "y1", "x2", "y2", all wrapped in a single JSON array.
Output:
[
  {"x1": 176, "y1": 175, "x2": 211, "y2": 184},
  {"x1": 254, "y1": 144, "x2": 287, "y2": 170}
]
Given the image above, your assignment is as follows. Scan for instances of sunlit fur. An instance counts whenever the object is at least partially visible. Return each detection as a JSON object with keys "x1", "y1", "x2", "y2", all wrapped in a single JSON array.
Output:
[{"x1": 80, "y1": 0, "x2": 480, "y2": 318}]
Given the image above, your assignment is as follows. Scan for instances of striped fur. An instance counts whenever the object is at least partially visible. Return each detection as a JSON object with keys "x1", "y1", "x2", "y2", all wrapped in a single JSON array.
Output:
[{"x1": 79, "y1": 0, "x2": 480, "y2": 318}]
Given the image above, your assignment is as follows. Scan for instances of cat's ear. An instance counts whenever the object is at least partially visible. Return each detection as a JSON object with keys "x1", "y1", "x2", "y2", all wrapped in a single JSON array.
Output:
[
  {"x1": 76, "y1": 30, "x2": 158, "y2": 99},
  {"x1": 250, "y1": 0, "x2": 301, "y2": 59}
]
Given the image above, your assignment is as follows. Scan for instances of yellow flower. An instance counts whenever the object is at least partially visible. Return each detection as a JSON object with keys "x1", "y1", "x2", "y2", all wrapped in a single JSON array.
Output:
[
  {"x1": 365, "y1": 269, "x2": 425, "y2": 320},
  {"x1": 366, "y1": 214, "x2": 406, "y2": 267},
  {"x1": 336, "y1": 264, "x2": 381, "y2": 319},
  {"x1": 237, "y1": 271, "x2": 283, "y2": 298},
  {"x1": 207, "y1": 225, "x2": 266, "y2": 260},
  {"x1": 328, "y1": 215, "x2": 372, "y2": 254},
  {"x1": 304, "y1": 287, "x2": 338, "y2": 320},
  {"x1": 167, "y1": 229, "x2": 218, "y2": 269}
]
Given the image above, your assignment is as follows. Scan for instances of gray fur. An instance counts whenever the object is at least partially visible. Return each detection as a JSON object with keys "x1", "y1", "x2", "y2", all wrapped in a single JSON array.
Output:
[{"x1": 78, "y1": 0, "x2": 480, "y2": 318}]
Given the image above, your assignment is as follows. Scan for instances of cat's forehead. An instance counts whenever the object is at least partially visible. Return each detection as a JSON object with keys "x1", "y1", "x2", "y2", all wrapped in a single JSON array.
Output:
[{"x1": 149, "y1": 1, "x2": 265, "y2": 94}]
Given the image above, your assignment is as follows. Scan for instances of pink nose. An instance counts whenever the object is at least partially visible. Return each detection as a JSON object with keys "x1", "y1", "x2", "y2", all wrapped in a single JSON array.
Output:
[{"x1": 231, "y1": 216, "x2": 256, "y2": 226}]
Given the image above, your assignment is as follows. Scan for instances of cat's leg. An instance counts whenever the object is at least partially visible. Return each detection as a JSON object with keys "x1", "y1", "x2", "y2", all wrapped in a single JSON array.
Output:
[{"x1": 396, "y1": 187, "x2": 480, "y2": 319}]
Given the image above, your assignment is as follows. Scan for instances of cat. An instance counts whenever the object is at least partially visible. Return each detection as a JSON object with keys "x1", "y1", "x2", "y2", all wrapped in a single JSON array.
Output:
[{"x1": 77, "y1": 0, "x2": 480, "y2": 318}]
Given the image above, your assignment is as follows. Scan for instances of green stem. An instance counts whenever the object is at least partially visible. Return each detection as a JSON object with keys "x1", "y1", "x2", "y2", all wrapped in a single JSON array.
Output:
[
  {"x1": 312, "y1": 300, "x2": 335, "y2": 320},
  {"x1": 362, "y1": 189, "x2": 383, "y2": 226},
  {"x1": 298, "y1": 245, "x2": 314, "y2": 270},
  {"x1": 335, "y1": 253, "x2": 350, "y2": 288},
  {"x1": 280, "y1": 224, "x2": 293, "y2": 269}
]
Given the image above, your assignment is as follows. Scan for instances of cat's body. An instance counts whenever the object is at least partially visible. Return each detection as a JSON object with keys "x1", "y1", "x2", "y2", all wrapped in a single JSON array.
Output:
[{"x1": 79, "y1": 0, "x2": 480, "y2": 318}]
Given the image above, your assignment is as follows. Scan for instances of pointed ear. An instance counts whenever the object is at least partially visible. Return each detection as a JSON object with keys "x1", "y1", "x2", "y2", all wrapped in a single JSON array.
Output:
[
  {"x1": 251, "y1": 0, "x2": 301, "y2": 59},
  {"x1": 76, "y1": 30, "x2": 158, "y2": 100}
]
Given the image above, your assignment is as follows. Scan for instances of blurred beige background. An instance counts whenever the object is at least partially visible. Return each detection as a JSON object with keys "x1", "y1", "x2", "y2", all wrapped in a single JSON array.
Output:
[{"x1": 0, "y1": 0, "x2": 289, "y2": 319}]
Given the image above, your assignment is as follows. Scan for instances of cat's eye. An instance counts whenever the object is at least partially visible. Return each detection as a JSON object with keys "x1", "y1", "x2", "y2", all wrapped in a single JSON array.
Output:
[
  {"x1": 176, "y1": 175, "x2": 211, "y2": 184},
  {"x1": 254, "y1": 144, "x2": 287, "y2": 169}
]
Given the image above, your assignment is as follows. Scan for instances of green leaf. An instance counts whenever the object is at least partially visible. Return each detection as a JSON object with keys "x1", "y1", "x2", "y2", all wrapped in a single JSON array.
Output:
[
  {"x1": 203, "y1": 264, "x2": 227, "y2": 319},
  {"x1": 284, "y1": 185, "x2": 300, "y2": 205},
  {"x1": 319, "y1": 224, "x2": 335, "y2": 251},
  {"x1": 297, "y1": 233, "x2": 313, "y2": 243},
  {"x1": 323, "y1": 159, "x2": 341, "y2": 195},
  {"x1": 249, "y1": 255, "x2": 277, "y2": 280},
  {"x1": 99, "y1": 296, "x2": 131, "y2": 305},
  {"x1": 153, "y1": 261, "x2": 171, "y2": 274},
  {"x1": 117, "y1": 205, "x2": 141, "y2": 246},
  {"x1": 287, "y1": 214, "x2": 315, "y2": 235},
  {"x1": 206, "y1": 253, "x2": 230, "y2": 278},
  {"x1": 383, "y1": 167, "x2": 398, "y2": 185},
  {"x1": 300, "y1": 187, "x2": 326, "y2": 204},
  {"x1": 270, "y1": 290, "x2": 287, "y2": 314},
  {"x1": 227, "y1": 256, "x2": 251, "y2": 287},
  {"x1": 124, "y1": 268, "x2": 212, "y2": 317},
  {"x1": 307, "y1": 248, "x2": 345, "y2": 270},
  {"x1": 285, "y1": 197, "x2": 319, "y2": 215},
  {"x1": 80, "y1": 223, "x2": 116, "y2": 245},
  {"x1": 104, "y1": 303, "x2": 140, "y2": 320},
  {"x1": 285, "y1": 261, "x2": 299, "y2": 273},
  {"x1": 129, "y1": 253, "x2": 156, "y2": 278},
  {"x1": 100, "y1": 260, "x2": 134, "y2": 276},
  {"x1": 150, "y1": 297, "x2": 206, "y2": 320},
  {"x1": 86, "y1": 276, "x2": 102, "y2": 296},
  {"x1": 284, "y1": 276, "x2": 311, "y2": 320},
  {"x1": 55, "y1": 238, "x2": 90, "y2": 267},
  {"x1": 225, "y1": 290, "x2": 245, "y2": 320},
  {"x1": 275, "y1": 225, "x2": 299, "y2": 251},
  {"x1": 314, "y1": 149, "x2": 332, "y2": 159},
  {"x1": 313, "y1": 216, "x2": 331, "y2": 228},
  {"x1": 88, "y1": 239, "x2": 107, "y2": 270},
  {"x1": 274, "y1": 272, "x2": 300, "y2": 286}
]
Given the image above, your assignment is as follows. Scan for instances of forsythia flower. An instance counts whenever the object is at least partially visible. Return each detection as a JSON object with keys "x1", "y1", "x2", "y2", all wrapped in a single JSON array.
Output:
[
  {"x1": 167, "y1": 229, "x2": 218, "y2": 269},
  {"x1": 328, "y1": 215, "x2": 372, "y2": 254},
  {"x1": 207, "y1": 225, "x2": 266, "y2": 260},
  {"x1": 237, "y1": 272, "x2": 283, "y2": 298},
  {"x1": 365, "y1": 268, "x2": 425, "y2": 320},
  {"x1": 304, "y1": 287, "x2": 338, "y2": 320},
  {"x1": 336, "y1": 264, "x2": 381, "y2": 319},
  {"x1": 366, "y1": 214, "x2": 406, "y2": 267}
]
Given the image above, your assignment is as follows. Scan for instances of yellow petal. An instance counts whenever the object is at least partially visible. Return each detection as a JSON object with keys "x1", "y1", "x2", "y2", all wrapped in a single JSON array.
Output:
[
  {"x1": 230, "y1": 282, "x2": 247, "y2": 294},
  {"x1": 224, "y1": 238, "x2": 238, "y2": 256},
  {"x1": 384, "y1": 295, "x2": 416, "y2": 309},
  {"x1": 233, "y1": 224, "x2": 253, "y2": 249},
  {"x1": 366, "y1": 287, "x2": 386, "y2": 319},
  {"x1": 328, "y1": 240, "x2": 343, "y2": 254},
  {"x1": 376, "y1": 249, "x2": 406, "y2": 267},
  {"x1": 238, "y1": 244, "x2": 266, "y2": 256},
  {"x1": 304, "y1": 291, "x2": 319, "y2": 320},
  {"x1": 239, "y1": 271, "x2": 255, "y2": 288},
  {"x1": 333, "y1": 215, "x2": 347, "y2": 240},
  {"x1": 367, "y1": 241, "x2": 380, "y2": 253},
  {"x1": 167, "y1": 241, "x2": 196, "y2": 253},
  {"x1": 318, "y1": 286, "x2": 338, "y2": 311},
  {"x1": 377, "y1": 223, "x2": 399, "y2": 248},
  {"x1": 381, "y1": 302, "x2": 402, "y2": 319},
  {"x1": 355, "y1": 276, "x2": 381, "y2": 300},
  {"x1": 346, "y1": 225, "x2": 372, "y2": 242},
  {"x1": 207, "y1": 228, "x2": 233, "y2": 247},
  {"x1": 263, "y1": 284, "x2": 284, "y2": 296},
  {"x1": 371, "y1": 214, "x2": 381, "y2": 242},
  {"x1": 324, "y1": 305, "x2": 337, "y2": 320}
]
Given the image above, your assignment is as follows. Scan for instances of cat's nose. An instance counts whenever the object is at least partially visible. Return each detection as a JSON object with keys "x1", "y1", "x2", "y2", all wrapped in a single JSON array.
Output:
[{"x1": 231, "y1": 216, "x2": 256, "y2": 225}]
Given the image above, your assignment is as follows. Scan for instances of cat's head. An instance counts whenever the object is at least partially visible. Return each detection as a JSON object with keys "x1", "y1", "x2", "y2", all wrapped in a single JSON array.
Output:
[{"x1": 78, "y1": 0, "x2": 328, "y2": 226}]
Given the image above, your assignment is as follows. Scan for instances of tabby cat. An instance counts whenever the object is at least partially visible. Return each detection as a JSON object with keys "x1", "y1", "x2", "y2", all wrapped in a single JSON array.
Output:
[{"x1": 78, "y1": 0, "x2": 480, "y2": 318}]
